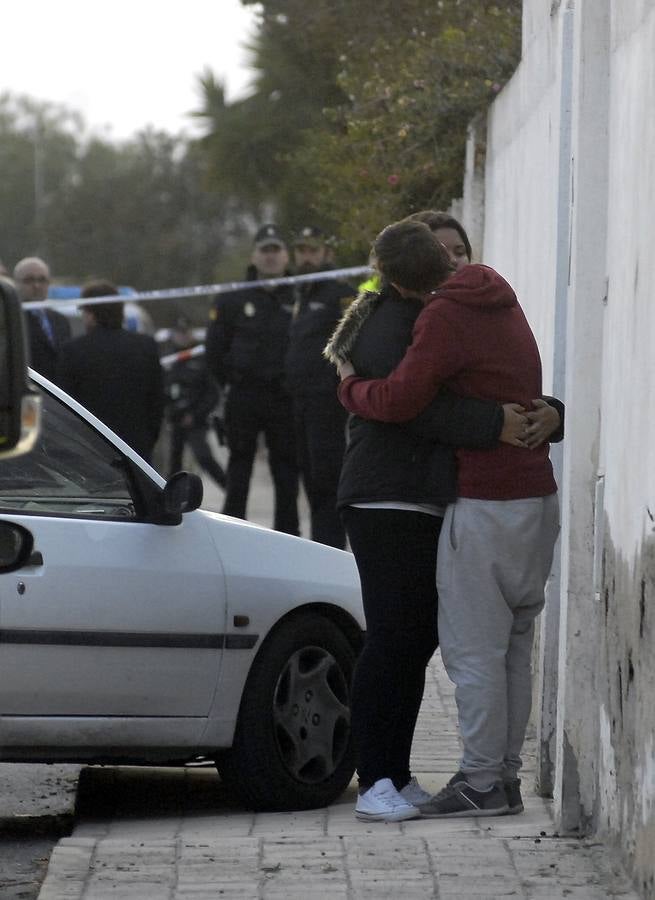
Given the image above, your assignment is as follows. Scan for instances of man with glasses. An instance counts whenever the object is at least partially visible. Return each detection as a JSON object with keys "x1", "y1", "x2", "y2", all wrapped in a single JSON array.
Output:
[
  {"x1": 205, "y1": 225, "x2": 299, "y2": 535},
  {"x1": 13, "y1": 256, "x2": 70, "y2": 382}
]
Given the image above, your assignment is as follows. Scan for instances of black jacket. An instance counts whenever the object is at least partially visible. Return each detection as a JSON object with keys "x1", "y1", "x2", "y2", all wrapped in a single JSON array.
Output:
[
  {"x1": 56, "y1": 327, "x2": 165, "y2": 461},
  {"x1": 165, "y1": 356, "x2": 219, "y2": 427},
  {"x1": 324, "y1": 286, "x2": 505, "y2": 508},
  {"x1": 25, "y1": 308, "x2": 71, "y2": 384},
  {"x1": 205, "y1": 280, "x2": 295, "y2": 387},
  {"x1": 285, "y1": 277, "x2": 355, "y2": 395}
]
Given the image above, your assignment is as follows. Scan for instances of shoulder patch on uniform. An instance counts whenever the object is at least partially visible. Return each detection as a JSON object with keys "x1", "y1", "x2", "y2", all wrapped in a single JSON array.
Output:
[{"x1": 209, "y1": 308, "x2": 218, "y2": 321}]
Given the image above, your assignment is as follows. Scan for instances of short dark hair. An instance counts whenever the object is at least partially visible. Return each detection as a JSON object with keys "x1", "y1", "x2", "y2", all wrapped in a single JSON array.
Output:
[
  {"x1": 80, "y1": 280, "x2": 124, "y2": 329},
  {"x1": 372, "y1": 221, "x2": 452, "y2": 294},
  {"x1": 407, "y1": 210, "x2": 472, "y2": 261}
]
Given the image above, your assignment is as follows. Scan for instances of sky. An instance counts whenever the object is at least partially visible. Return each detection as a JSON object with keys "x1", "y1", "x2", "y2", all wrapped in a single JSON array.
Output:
[{"x1": 2, "y1": 1, "x2": 261, "y2": 140}]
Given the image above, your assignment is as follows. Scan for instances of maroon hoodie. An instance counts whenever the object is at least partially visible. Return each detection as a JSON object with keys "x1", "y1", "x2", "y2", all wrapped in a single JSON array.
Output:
[{"x1": 338, "y1": 264, "x2": 557, "y2": 500}]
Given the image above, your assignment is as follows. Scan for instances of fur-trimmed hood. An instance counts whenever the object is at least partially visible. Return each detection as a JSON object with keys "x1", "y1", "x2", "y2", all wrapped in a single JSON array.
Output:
[{"x1": 323, "y1": 290, "x2": 382, "y2": 366}]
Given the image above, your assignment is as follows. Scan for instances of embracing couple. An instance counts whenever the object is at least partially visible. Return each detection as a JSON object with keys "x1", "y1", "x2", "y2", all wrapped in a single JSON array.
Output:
[{"x1": 324, "y1": 212, "x2": 562, "y2": 822}]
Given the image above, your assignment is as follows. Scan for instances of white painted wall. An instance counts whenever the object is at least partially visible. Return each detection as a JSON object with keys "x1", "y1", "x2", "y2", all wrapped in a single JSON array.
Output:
[
  {"x1": 469, "y1": 0, "x2": 655, "y2": 894},
  {"x1": 600, "y1": 5, "x2": 655, "y2": 890},
  {"x1": 603, "y1": 5, "x2": 655, "y2": 555},
  {"x1": 553, "y1": 0, "x2": 609, "y2": 840},
  {"x1": 483, "y1": 6, "x2": 561, "y2": 385}
]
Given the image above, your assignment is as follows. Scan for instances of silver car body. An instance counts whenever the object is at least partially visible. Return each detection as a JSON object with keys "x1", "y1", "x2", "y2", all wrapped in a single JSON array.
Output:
[{"x1": 0, "y1": 371, "x2": 364, "y2": 763}]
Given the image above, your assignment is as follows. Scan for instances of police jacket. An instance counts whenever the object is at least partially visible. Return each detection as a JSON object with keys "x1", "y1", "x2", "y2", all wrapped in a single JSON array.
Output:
[
  {"x1": 205, "y1": 277, "x2": 295, "y2": 388},
  {"x1": 165, "y1": 356, "x2": 219, "y2": 427},
  {"x1": 285, "y1": 275, "x2": 355, "y2": 395},
  {"x1": 324, "y1": 285, "x2": 505, "y2": 509}
]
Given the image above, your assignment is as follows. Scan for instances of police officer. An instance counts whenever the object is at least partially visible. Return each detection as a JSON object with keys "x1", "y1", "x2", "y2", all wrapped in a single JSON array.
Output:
[
  {"x1": 205, "y1": 225, "x2": 299, "y2": 535},
  {"x1": 286, "y1": 226, "x2": 355, "y2": 548}
]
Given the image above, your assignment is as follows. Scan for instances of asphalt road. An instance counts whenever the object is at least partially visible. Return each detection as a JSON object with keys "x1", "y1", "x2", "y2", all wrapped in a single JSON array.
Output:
[
  {"x1": 0, "y1": 836, "x2": 58, "y2": 900},
  {"x1": 0, "y1": 764, "x2": 80, "y2": 899}
]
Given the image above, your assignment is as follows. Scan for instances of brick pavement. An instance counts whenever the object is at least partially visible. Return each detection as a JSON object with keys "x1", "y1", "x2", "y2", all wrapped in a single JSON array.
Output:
[{"x1": 38, "y1": 656, "x2": 639, "y2": 899}]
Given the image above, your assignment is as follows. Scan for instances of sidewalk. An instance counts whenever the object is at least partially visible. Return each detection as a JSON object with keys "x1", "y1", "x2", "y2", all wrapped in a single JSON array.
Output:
[{"x1": 38, "y1": 657, "x2": 638, "y2": 899}]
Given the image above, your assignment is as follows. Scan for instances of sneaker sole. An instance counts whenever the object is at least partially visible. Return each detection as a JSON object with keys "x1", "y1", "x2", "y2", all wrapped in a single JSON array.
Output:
[
  {"x1": 355, "y1": 808, "x2": 421, "y2": 822},
  {"x1": 419, "y1": 804, "x2": 509, "y2": 818},
  {"x1": 400, "y1": 794, "x2": 432, "y2": 806}
]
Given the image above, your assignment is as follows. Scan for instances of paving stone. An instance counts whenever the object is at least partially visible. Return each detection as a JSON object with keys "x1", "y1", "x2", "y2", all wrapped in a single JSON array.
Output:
[{"x1": 38, "y1": 887, "x2": 86, "y2": 900}]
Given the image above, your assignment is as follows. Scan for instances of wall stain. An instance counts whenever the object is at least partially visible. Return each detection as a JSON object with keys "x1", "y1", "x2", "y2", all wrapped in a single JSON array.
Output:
[{"x1": 597, "y1": 518, "x2": 655, "y2": 898}]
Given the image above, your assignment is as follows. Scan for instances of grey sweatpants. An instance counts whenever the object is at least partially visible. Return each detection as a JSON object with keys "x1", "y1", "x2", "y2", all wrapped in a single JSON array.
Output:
[{"x1": 436, "y1": 494, "x2": 560, "y2": 790}]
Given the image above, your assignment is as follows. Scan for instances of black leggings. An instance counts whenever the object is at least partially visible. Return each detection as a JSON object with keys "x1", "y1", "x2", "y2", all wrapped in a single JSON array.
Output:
[{"x1": 341, "y1": 506, "x2": 442, "y2": 791}]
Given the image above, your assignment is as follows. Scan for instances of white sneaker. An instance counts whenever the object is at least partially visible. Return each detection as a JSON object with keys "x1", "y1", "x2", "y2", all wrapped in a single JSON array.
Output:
[
  {"x1": 399, "y1": 776, "x2": 432, "y2": 806},
  {"x1": 355, "y1": 778, "x2": 421, "y2": 822}
]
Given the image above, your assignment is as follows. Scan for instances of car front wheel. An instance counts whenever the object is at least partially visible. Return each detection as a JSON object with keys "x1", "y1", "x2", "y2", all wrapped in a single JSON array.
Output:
[{"x1": 218, "y1": 612, "x2": 357, "y2": 811}]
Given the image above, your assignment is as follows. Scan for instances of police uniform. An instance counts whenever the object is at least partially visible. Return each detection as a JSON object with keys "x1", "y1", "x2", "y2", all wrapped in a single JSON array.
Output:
[
  {"x1": 286, "y1": 227, "x2": 355, "y2": 548},
  {"x1": 205, "y1": 227, "x2": 299, "y2": 535}
]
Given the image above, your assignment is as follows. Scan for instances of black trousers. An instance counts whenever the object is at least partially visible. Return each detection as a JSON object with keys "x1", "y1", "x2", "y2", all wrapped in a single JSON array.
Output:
[
  {"x1": 293, "y1": 391, "x2": 347, "y2": 549},
  {"x1": 341, "y1": 506, "x2": 442, "y2": 791},
  {"x1": 169, "y1": 424, "x2": 226, "y2": 488},
  {"x1": 223, "y1": 383, "x2": 299, "y2": 535}
]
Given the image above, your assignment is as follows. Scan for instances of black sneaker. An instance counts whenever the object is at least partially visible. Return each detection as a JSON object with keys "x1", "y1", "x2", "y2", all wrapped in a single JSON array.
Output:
[
  {"x1": 419, "y1": 772, "x2": 509, "y2": 818},
  {"x1": 503, "y1": 778, "x2": 524, "y2": 815}
]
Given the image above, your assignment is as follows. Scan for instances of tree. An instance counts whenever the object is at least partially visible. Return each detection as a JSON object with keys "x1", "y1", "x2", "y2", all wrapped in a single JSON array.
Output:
[
  {"x1": 295, "y1": 1, "x2": 523, "y2": 255},
  {"x1": 47, "y1": 129, "x2": 235, "y2": 290},
  {"x1": 195, "y1": 1, "x2": 521, "y2": 258},
  {"x1": 0, "y1": 94, "x2": 246, "y2": 312},
  {"x1": 192, "y1": 3, "x2": 347, "y2": 231},
  {"x1": 0, "y1": 93, "x2": 80, "y2": 264}
]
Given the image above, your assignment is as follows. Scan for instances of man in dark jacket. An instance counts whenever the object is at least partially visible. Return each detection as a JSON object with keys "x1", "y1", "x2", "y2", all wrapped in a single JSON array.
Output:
[
  {"x1": 285, "y1": 226, "x2": 355, "y2": 548},
  {"x1": 204, "y1": 225, "x2": 299, "y2": 535},
  {"x1": 56, "y1": 280, "x2": 164, "y2": 463},
  {"x1": 14, "y1": 256, "x2": 71, "y2": 383}
]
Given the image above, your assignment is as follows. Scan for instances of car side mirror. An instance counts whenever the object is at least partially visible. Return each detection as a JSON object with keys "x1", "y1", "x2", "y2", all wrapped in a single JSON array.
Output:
[
  {"x1": 0, "y1": 521, "x2": 34, "y2": 573},
  {"x1": 163, "y1": 471, "x2": 204, "y2": 519},
  {"x1": 0, "y1": 278, "x2": 41, "y2": 458}
]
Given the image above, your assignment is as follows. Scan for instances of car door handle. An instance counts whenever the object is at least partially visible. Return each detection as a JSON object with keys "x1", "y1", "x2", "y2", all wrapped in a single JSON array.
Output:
[{"x1": 26, "y1": 550, "x2": 44, "y2": 567}]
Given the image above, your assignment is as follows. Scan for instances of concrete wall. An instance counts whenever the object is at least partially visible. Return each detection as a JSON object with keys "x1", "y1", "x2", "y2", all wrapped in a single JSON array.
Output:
[{"x1": 465, "y1": 0, "x2": 655, "y2": 895}]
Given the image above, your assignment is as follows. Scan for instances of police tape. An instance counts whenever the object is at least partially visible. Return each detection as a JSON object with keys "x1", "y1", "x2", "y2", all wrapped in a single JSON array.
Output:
[
  {"x1": 22, "y1": 266, "x2": 373, "y2": 312},
  {"x1": 159, "y1": 344, "x2": 205, "y2": 369}
]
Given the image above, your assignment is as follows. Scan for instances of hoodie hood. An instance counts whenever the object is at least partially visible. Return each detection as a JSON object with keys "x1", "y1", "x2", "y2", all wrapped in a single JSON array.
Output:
[
  {"x1": 429, "y1": 264, "x2": 516, "y2": 310},
  {"x1": 323, "y1": 290, "x2": 382, "y2": 366}
]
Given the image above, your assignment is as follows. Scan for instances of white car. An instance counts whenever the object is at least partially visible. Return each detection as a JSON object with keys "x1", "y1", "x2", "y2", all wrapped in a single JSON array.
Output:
[{"x1": 0, "y1": 371, "x2": 365, "y2": 811}]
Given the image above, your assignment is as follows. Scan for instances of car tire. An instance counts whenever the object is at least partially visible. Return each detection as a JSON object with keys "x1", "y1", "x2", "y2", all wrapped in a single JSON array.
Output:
[{"x1": 217, "y1": 613, "x2": 357, "y2": 811}]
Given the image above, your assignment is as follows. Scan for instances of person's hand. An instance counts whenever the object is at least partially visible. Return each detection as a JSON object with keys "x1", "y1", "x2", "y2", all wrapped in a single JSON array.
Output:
[
  {"x1": 338, "y1": 359, "x2": 356, "y2": 381},
  {"x1": 524, "y1": 399, "x2": 560, "y2": 448},
  {"x1": 500, "y1": 403, "x2": 529, "y2": 447}
]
